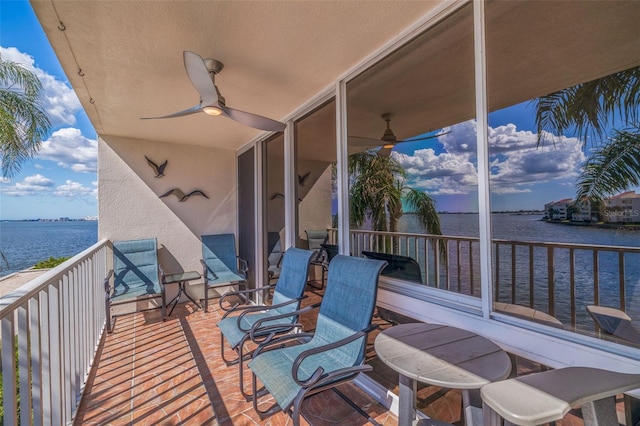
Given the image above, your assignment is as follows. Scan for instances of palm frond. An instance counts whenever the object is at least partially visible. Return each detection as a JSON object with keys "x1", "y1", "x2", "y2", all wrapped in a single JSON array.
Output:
[
  {"x1": 0, "y1": 58, "x2": 51, "y2": 177},
  {"x1": 532, "y1": 66, "x2": 640, "y2": 146},
  {"x1": 575, "y1": 126, "x2": 640, "y2": 203}
]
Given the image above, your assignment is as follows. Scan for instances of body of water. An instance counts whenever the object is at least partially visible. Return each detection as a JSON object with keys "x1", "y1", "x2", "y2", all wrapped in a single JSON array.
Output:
[
  {"x1": 0, "y1": 221, "x2": 98, "y2": 277},
  {"x1": 400, "y1": 212, "x2": 640, "y2": 248},
  {"x1": 398, "y1": 213, "x2": 640, "y2": 329}
]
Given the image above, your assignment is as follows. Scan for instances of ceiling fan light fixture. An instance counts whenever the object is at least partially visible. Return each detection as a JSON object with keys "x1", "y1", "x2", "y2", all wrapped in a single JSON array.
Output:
[
  {"x1": 382, "y1": 143, "x2": 395, "y2": 149},
  {"x1": 203, "y1": 106, "x2": 223, "y2": 116}
]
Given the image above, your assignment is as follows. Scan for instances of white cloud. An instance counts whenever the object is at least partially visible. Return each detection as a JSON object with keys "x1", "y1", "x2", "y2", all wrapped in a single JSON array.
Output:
[
  {"x1": 395, "y1": 120, "x2": 586, "y2": 196},
  {"x1": 37, "y1": 128, "x2": 98, "y2": 173},
  {"x1": 54, "y1": 180, "x2": 96, "y2": 198},
  {"x1": 1, "y1": 46, "x2": 82, "y2": 127},
  {"x1": 0, "y1": 174, "x2": 96, "y2": 200},
  {"x1": 0, "y1": 173, "x2": 54, "y2": 196}
]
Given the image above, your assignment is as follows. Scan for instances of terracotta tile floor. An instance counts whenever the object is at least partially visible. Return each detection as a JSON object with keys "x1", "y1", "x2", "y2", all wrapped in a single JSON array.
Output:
[
  {"x1": 74, "y1": 287, "x2": 398, "y2": 425},
  {"x1": 75, "y1": 284, "x2": 603, "y2": 426}
]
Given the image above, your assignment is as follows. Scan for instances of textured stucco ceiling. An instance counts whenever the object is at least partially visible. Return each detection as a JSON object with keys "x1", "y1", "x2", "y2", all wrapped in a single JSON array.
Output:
[{"x1": 30, "y1": 0, "x2": 440, "y2": 151}]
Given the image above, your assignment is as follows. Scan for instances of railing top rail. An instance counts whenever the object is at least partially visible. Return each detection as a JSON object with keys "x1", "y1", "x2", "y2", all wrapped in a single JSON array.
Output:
[
  {"x1": 348, "y1": 229, "x2": 477, "y2": 242},
  {"x1": 0, "y1": 239, "x2": 110, "y2": 318},
  {"x1": 346, "y1": 228, "x2": 640, "y2": 253},
  {"x1": 492, "y1": 238, "x2": 640, "y2": 253}
]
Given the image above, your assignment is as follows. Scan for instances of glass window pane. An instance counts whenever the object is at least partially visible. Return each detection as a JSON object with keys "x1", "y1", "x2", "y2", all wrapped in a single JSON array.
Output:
[
  {"x1": 265, "y1": 134, "x2": 285, "y2": 284},
  {"x1": 486, "y1": 0, "x2": 640, "y2": 345},
  {"x1": 346, "y1": 3, "x2": 480, "y2": 298},
  {"x1": 295, "y1": 99, "x2": 338, "y2": 288}
]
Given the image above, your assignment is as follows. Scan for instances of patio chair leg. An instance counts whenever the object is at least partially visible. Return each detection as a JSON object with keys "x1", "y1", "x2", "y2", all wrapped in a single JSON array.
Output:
[
  {"x1": 238, "y1": 339, "x2": 257, "y2": 400},
  {"x1": 220, "y1": 332, "x2": 241, "y2": 366},
  {"x1": 204, "y1": 282, "x2": 209, "y2": 313}
]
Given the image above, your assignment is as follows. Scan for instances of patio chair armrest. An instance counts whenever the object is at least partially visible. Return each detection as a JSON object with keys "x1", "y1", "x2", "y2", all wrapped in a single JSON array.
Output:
[
  {"x1": 247, "y1": 302, "x2": 317, "y2": 341},
  {"x1": 237, "y1": 256, "x2": 249, "y2": 278},
  {"x1": 236, "y1": 295, "x2": 306, "y2": 324},
  {"x1": 252, "y1": 331, "x2": 316, "y2": 358},
  {"x1": 234, "y1": 297, "x2": 302, "y2": 327},
  {"x1": 292, "y1": 323, "x2": 378, "y2": 387},
  {"x1": 200, "y1": 259, "x2": 218, "y2": 282},
  {"x1": 219, "y1": 284, "x2": 277, "y2": 315},
  {"x1": 248, "y1": 323, "x2": 301, "y2": 344}
]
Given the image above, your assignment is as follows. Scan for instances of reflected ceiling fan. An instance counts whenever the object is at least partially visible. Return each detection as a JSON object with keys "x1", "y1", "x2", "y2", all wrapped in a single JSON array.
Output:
[
  {"x1": 349, "y1": 112, "x2": 445, "y2": 157},
  {"x1": 141, "y1": 51, "x2": 286, "y2": 132}
]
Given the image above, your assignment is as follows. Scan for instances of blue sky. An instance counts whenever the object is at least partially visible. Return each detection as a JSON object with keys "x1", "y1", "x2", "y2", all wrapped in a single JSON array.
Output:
[{"x1": 1, "y1": 0, "x2": 98, "y2": 220}]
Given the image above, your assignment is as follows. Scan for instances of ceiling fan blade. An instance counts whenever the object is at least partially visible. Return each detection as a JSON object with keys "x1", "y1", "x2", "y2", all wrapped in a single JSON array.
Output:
[
  {"x1": 140, "y1": 104, "x2": 202, "y2": 119},
  {"x1": 398, "y1": 131, "x2": 450, "y2": 144},
  {"x1": 221, "y1": 106, "x2": 286, "y2": 132},
  {"x1": 183, "y1": 51, "x2": 218, "y2": 105},
  {"x1": 347, "y1": 136, "x2": 385, "y2": 147}
]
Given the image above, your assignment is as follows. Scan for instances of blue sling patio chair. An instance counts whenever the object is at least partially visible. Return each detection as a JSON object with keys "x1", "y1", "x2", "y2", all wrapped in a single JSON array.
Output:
[
  {"x1": 217, "y1": 247, "x2": 315, "y2": 399},
  {"x1": 248, "y1": 255, "x2": 387, "y2": 426},
  {"x1": 305, "y1": 229, "x2": 329, "y2": 289},
  {"x1": 105, "y1": 238, "x2": 166, "y2": 333},
  {"x1": 200, "y1": 233, "x2": 249, "y2": 312}
]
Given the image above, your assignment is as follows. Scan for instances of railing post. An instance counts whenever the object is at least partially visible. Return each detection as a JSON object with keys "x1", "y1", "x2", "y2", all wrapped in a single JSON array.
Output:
[
  {"x1": 511, "y1": 243, "x2": 516, "y2": 304},
  {"x1": 619, "y1": 251, "x2": 626, "y2": 311},
  {"x1": 570, "y1": 249, "x2": 576, "y2": 328},
  {"x1": 2, "y1": 315, "x2": 17, "y2": 424},
  {"x1": 548, "y1": 246, "x2": 555, "y2": 317},
  {"x1": 528, "y1": 246, "x2": 534, "y2": 307},
  {"x1": 494, "y1": 242, "x2": 500, "y2": 302}
]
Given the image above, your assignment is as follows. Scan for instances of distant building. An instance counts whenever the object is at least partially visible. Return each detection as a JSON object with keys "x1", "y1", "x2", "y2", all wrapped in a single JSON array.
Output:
[
  {"x1": 603, "y1": 191, "x2": 640, "y2": 223},
  {"x1": 544, "y1": 198, "x2": 573, "y2": 220}
]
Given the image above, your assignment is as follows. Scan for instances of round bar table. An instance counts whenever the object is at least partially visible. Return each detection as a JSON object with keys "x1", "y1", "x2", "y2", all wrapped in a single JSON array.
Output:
[{"x1": 374, "y1": 322, "x2": 512, "y2": 426}]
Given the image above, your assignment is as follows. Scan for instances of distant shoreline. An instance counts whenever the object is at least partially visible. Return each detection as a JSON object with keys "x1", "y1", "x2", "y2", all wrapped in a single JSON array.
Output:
[
  {"x1": 544, "y1": 219, "x2": 640, "y2": 230},
  {"x1": 0, "y1": 218, "x2": 97, "y2": 222}
]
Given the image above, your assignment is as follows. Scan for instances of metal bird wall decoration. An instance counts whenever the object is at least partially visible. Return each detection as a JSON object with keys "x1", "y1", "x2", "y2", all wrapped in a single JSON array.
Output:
[
  {"x1": 270, "y1": 193, "x2": 284, "y2": 200},
  {"x1": 145, "y1": 156, "x2": 168, "y2": 177},
  {"x1": 160, "y1": 188, "x2": 209, "y2": 202},
  {"x1": 298, "y1": 171, "x2": 310, "y2": 186}
]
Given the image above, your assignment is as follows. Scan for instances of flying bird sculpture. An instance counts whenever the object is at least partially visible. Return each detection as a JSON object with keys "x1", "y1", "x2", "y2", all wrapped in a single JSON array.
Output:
[
  {"x1": 160, "y1": 188, "x2": 209, "y2": 202},
  {"x1": 298, "y1": 171, "x2": 311, "y2": 186},
  {"x1": 145, "y1": 156, "x2": 168, "y2": 177},
  {"x1": 270, "y1": 193, "x2": 284, "y2": 200}
]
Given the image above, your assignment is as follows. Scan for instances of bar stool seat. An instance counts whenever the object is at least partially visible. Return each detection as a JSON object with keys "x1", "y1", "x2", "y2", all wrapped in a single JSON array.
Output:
[{"x1": 481, "y1": 367, "x2": 640, "y2": 426}]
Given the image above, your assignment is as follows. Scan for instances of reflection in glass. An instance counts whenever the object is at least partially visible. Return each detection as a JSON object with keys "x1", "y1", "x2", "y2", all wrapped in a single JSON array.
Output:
[
  {"x1": 486, "y1": 0, "x2": 640, "y2": 344},
  {"x1": 347, "y1": 3, "x2": 480, "y2": 296},
  {"x1": 294, "y1": 100, "x2": 337, "y2": 287},
  {"x1": 265, "y1": 134, "x2": 285, "y2": 283}
]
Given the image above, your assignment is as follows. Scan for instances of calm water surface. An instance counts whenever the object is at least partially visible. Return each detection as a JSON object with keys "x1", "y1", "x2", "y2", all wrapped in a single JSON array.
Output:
[
  {"x1": 399, "y1": 213, "x2": 640, "y2": 327},
  {"x1": 0, "y1": 221, "x2": 98, "y2": 277}
]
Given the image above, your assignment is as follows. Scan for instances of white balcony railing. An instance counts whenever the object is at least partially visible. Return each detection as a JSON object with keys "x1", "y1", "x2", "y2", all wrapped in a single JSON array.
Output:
[{"x1": 0, "y1": 239, "x2": 109, "y2": 425}]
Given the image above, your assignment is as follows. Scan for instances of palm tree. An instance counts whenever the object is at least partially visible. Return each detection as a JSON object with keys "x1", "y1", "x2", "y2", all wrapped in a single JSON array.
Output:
[
  {"x1": 0, "y1": 57, "x2": 51, "y2": 177},
  {"x1": 533, "y1": 66, "x2": 640, "y2": 202},
  {"x1": 348, "y1": 151, "x2": 442, "y2": 243}
]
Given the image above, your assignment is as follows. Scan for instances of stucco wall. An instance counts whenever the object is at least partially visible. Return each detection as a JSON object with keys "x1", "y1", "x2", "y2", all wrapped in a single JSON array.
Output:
[{"x1": 98, "y1": 135, "x2": 237, "y2": 306}]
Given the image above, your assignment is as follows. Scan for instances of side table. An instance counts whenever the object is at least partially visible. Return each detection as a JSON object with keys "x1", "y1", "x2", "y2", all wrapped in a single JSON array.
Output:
[
  {"x1": 164, "y1": 270, "x2": 202, "y2": 315},
  {"x1": 374, "y1": 322, "x2": 512, "y2": 426}
]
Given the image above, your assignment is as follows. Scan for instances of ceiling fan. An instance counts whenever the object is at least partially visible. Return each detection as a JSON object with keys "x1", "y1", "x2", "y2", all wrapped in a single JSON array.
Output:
[
  {"x1": 349, "y1": 112, "x2": 445, "y2": 157},
  {"x1": 141, "y1": 51, "x2": 286, "y2": 132}
]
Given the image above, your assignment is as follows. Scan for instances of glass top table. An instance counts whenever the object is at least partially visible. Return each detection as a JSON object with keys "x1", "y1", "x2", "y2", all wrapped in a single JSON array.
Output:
[{"x1": 164, "y1": 270, "x2": 201, "y2": 315}]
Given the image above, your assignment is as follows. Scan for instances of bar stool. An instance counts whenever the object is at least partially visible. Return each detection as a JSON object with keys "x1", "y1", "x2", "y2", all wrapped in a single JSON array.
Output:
[{"x1": 480, "y1": 366, "x2": 640, "y2": 426}]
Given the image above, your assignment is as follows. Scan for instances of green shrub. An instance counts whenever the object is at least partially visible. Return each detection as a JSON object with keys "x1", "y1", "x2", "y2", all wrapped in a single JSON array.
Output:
[{"x1": 33, "y1": 256, "x2": 70, "y2": 269}]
